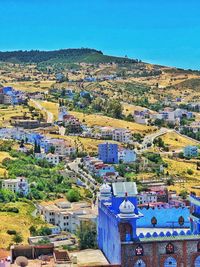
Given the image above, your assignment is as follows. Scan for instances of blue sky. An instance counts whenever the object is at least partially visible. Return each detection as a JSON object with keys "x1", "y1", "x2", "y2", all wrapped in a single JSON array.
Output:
[{"x1": 0, "y1": 0, "x2": 200, "y2": 69}]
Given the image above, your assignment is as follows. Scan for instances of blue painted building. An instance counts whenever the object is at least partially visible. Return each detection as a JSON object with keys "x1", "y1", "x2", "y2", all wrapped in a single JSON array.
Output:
[
  {"x1": 98, "y1": 143, "x2": 118, "y2": 164},
  {"x1": 98, "y1": 183, "x2": 200, "y2": 266},
  {"x1": 98, "y1": 182, "x2": 142, "y2": 264},
  {"x1": 137, "y1": 207, "x2": 190, "y2": 228},
  {"x1": 98, "y1": 165, "x2": 117, "y2": 177},
  {"x1": 184, "y1": 145, "x2": 198, "y2": 158},
  {"x1": 190, "y1": 194, "x2": 200, "y2": 234}
]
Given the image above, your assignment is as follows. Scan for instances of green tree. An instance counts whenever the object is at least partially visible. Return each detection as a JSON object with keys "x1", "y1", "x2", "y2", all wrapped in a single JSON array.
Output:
[
  {"x1": 67, "y1": 189, "x2": 80, "y2": 202},
  {"x1": 12, "y1": 232, "x2": 23, "y2": 244},
  {"x1": 77, "y1": 221, "x2": 97, "y2": 249}
]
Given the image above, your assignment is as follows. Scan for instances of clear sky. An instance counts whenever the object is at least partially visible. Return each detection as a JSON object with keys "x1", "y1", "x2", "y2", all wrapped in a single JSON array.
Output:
[{"x1": 0, "y1": 0, "x2": 200, "y2": 69}]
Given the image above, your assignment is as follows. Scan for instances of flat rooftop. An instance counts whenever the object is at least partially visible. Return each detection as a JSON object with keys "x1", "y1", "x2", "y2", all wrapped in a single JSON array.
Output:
[{"x1": 70, "y1": 249, "x2": 109, "y2": 266}]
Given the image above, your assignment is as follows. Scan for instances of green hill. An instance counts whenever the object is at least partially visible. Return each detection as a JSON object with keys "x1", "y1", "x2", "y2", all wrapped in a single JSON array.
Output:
[{"x1": 0, "y1": 48, "x2": 138, "y2": 64}]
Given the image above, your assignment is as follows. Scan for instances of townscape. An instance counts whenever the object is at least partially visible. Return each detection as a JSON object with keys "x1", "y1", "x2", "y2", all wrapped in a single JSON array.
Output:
[{"x1": 0, "y1": 48, "x2": 200, "y2": 266}]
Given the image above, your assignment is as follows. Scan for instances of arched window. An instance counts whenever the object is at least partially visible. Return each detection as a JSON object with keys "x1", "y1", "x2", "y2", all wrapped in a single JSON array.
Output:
[
  {"x1": 134, "y1": 259, "x2": 146, "y2": 267},
  {"x1": 164, "y1": 257, "x2": 177, "y2": 267},
  {"x1": 166, "y1": 243, "x2": 174, "y2": 254},
  {"x1": 194, "y1": 255, "x2": 200, "y2": 267}
]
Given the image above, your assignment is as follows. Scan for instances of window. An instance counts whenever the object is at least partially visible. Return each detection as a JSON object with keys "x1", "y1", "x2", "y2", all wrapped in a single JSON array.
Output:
[
  {"x1": 166, "y1": 243, "x2": 174, "y2": 254},
  {"x1": 194, "y1": 255, "x2": 200, "y2": 267},
  {"x1": 135, "y1": 245, "x2": 144, "y2": 256},
  {"x1": 164, "y1": 257, "x2": 177, "y2": 267},
  {"x1": 134, "y1": 259, "x2": 146, "y2": 267}
]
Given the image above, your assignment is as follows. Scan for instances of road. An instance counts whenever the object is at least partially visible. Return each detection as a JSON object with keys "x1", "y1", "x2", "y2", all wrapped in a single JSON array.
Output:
[
  {"x1": 30, "y1": 99, "x2": 54, "y2": 124},
  {"x1": 138, "y1": 127, "x2": 173, "y2": 152},
  {"x1": 67, "y1": 158, "x2": 99, "y2": 192}
]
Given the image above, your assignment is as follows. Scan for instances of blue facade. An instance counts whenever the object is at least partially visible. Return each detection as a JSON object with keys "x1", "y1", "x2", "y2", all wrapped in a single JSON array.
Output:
[
  {"x1": 98, "y1": 183, "x2": 142, "y2": 265},
  {"x1": 184, "y1": 146, "x2": 198, "y2": 158},
  {"x1": 189, "y1": 195, "x2": 200, "y2": 234},
  {"x1": 98, "y1": 143, "x2": 118, "y2": 164},
  {"x1": 98, "y1": 165, "x2": 116, "y2": 177},
  {"x1": 137, "y1": 207, "x2": 190, "y2": 228}
]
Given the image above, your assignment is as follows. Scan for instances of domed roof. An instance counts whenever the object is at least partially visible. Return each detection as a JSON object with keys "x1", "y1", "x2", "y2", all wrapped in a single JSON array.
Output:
[
  {"x1": 119, "y1": 199, "x2": 135, "y2": 216},
  {"x1": 100, "y1": 183, "x2": 111, "y2": 195}
]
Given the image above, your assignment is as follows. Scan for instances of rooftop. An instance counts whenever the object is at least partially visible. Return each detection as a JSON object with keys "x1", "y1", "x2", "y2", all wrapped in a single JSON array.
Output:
[
  {"x1": 69, "y1": 249, "x2": 109, "y2": 266},
  {"x1": 112, "y1": 182, "x2": 138, "y2": 197}
]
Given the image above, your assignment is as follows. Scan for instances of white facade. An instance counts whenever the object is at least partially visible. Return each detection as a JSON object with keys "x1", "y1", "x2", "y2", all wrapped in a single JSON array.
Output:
[
  {"x1": 134, "y1": 115, "x2": 148, "y2": 125},
  {"x1": 2, "y1": 177, "x2": 29, "y2": 195},
  {"x1": 137, "y1": 192, "x2": 157, "y2": 205},
  {"x1": 58, "y1": 106, "x2": 68, "y2": 121},
  {"x1": 35, "y1": 153, "x2": 60, "y2": 165},
  {"x1": 112, "y1": 129, "x2": 132, "y2": 143},
  {"x1": 38, "y1": 201, "x2": 97, "y2": 233}
]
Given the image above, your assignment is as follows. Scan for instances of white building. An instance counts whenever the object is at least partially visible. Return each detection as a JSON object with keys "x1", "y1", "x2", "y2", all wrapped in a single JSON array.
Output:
[
  {"x1": 112, "y1": 128, "x2": 132, "y2": 143},
  {"x1": 38, "y1": 201, "x2": 97, "y2": 233},
  {"x1": 137, "y1": 192, "x2": 157, "y2": 205},
  {"x1": 36, "y1": 153, "x2": 60, "y2": 165},
  {"x1": 2, "y1": 177, "x2": 29, "y2": 195},
  {"x1": 58, "y1": 106, "x2": 68, "y2": 122},
  {"x1": 42, "y1": 138, "x2": 76, "y2": 156},
  {"x1": 134, "y1": 115, "x2": 148, "y2": 125}
]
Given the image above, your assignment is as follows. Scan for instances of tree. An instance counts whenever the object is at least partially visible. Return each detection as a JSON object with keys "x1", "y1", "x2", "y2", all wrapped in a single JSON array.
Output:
[
  {"x1": 37, "y1": 227, "x2": 52, "y2": 236},
  {"x1": 179, "y1": 189, "x2": 188, "y2": 200},
  {"x1": 29, "y1": 226, "x2": 37, "y2": 236},
  {"x1": 12, "y1": 232, "x2": 23, "y2": 244},
  {"x1": 0, "y1": 189, "x2": 16, "y2": 203},
  {"x1": 49, "y1": 145, "x2": 55, "y2": 154},
  {"x1": 77, "y1": 221, "x2": 97, "y2": 249},
  {"x1": 187, "y1": 169, "x2": 194, "y2": 175},
  {"x1": 67, "y1": 189, "x2": 80, "y2": 202}
]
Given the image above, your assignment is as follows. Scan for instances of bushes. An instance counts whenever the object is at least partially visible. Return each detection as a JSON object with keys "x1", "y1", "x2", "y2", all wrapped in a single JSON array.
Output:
[
  {"x1": 187, "y1": 169, "x2": 194, "y2": 175},
  {"x1": 7, "y1": 230, "x2": 17, "y2": 235},
  {"x1": 67, "y1": 189, "x2": 80, "y2": 202}
]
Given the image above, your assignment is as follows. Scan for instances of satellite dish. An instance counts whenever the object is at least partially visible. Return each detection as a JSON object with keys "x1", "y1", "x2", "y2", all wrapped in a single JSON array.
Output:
[{"x1": 15, "y1": 256, "x2": 28, "y2": 267}]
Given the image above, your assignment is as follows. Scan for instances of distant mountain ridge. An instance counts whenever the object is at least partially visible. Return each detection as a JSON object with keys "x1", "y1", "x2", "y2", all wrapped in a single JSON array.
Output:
[{"x1": 0, "y1": 48, "x2": 137, "y2": 64}]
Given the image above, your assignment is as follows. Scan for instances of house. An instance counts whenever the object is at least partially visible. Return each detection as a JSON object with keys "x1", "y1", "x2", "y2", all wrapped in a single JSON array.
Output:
[
  {"x1": 38, "y1": 201, "x2": 97, "y2": 233},
  {"x1": 118, "y1": 148, "x2": 137, "y2": 163},
  {"x1": 133, "y1": 110, "x2": 149, "y2": 125},
  {"x1": 36, "y1": 153, "x2": 60, "y2": 165},
  {"x1": 98, "y1": 126, "x2": 114, "y2": 139},
  {"x1": 112, "y1": 128, "x2": 132, "y2": 143},
  {"x1": 98, "y1": 165, "x2": 118, "y2": 177},
  {"x1": 56, "y1": 73, "x2": 65, "y2": 82},
  {"x1": 184, "y1": 145, "x2": 198, "y2": 158},
  {"x1": 137, "y1": 191, "x2": 157, "y2": 205},
  {"x1": 41, "y1": 138, "x2": 75, "y2": 156},
  {"x1": 63, "y1": 114, "x2": 83, "y2": 133},
  {"x1": 2, "y1": 177, "x2": 29, "y2": 195},
  {"x1": 182, "y1": 121, "x2": 200, "y2": 133},
  {"x1": 58, "y1": 106, "x2": 68, "y2": 122},
  {"x1": 98, "y1": 143, "x2": 118, "y2": 164}
]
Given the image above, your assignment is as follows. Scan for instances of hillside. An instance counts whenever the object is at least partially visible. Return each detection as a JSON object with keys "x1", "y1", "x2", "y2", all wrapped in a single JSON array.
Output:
[{"x1": 0, "y1": 48, "x2": 137, "y2": 64}]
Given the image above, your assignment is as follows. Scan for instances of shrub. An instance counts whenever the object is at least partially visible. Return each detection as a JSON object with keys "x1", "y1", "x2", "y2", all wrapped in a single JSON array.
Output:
[
  {"x1": 67, "y1": 189, "x2": 80, "y2": 202},
  {"x1": 187, "y1": 169, "x2": 194, "y2": 175},
  {"x1": 7, "y1": 230, "x2": 17, "y2": 235}
]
